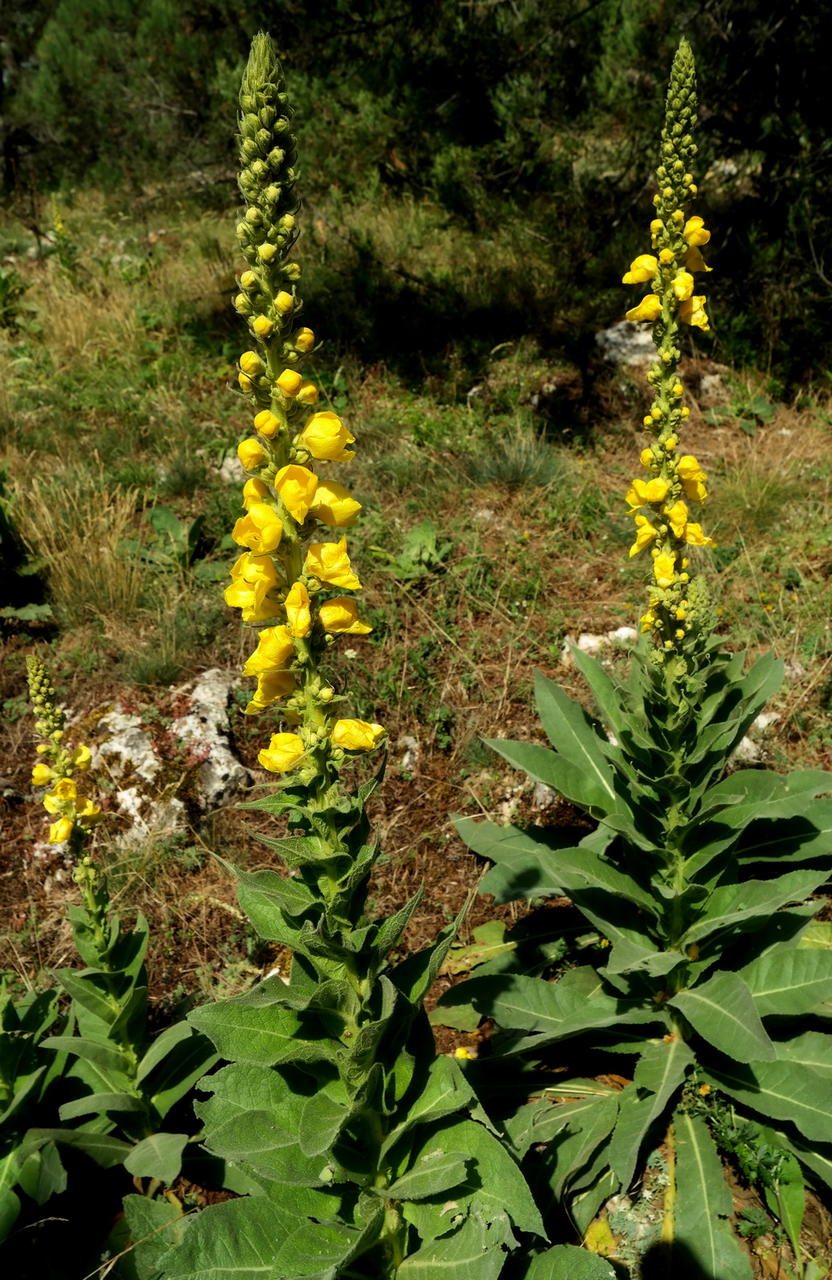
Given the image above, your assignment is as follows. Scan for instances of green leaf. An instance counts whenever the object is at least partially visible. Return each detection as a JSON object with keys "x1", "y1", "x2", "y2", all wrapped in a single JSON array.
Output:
[
  {"x1": 188, "y1": 983, "x2": 336, "y2": 1068},
  {"x1": 16, "y1": 1141, "x2": 66, "y2": 1205},
  {"x1": 41, "y1": 1033, "x2": 130, "y2": 1077},
  {"x1": 520, "y1": 1244, "x2": 617, "y2": 1279},
  {"x1": 679, "y1": 871, "x2": 827, "y2": 953},
  {"x1": 397, "y1": 1212, "x2": 511, "y2": 1278},
  {"x1": 59, "y1": 1090, "x2": 144, "y2": 1120},
  {"x1": 534, "y1": 671, "x2": 621, "y2": 797},
  {"x1": 135, "y1": 1020, "x2": 195, "y2": 1084},
  {"x1": 381, "y1": 1055, "x2": 478, "y2": 1158},
  {"x1": 763, "y1": 1153, "x2": 805, "y2": 1263},
  {"x1": 502, "y1": 1088, "x2": 618, "y2": 1159},
  {"x1": 236, "y1": 866, "x2": 316, "y2": 932},
  {"x1": 384, "y1": 1149, "x2": 469, "y2": 1201},
  {"x1": 799, "y1": 921, "x2": 832, "y2": 949},
  {"x1": 146, "y1": 1029, "x2": 218, "y2": 1120},
  {"x1": 52, "y1": 968, "x2": 116, "y2": 1024},
  {"x1": 775, "y1": 1030, "x2": 832, "y2": 1078},
  {"x1": 607, "y1": 1037, "x2": 695, "y2": 1189},
  {"x1": 163, "y1": 1193, "x2": 384, "y2": 1279},
  {"x1": 485, "y1": 738, "x2": 618, "y2": 818},
  {"x1": 119, "y1": 1194, "x2": 188, "y2": 1280},
  {"x1": 442, "y1": 920, "x2": 516, "y2": 976},
  {"x1": 298, "y1": 1082, "x2": 350, "y2": 1158},
  {"x1": 21, "y1": 1127, "x2": 132, "y2": 1168},
  {"x1": 390, "y1": 899, "x2": 470, "y2": 1006},
  {"x1": 0, "y1": 1186, "x2": 21, "y2": 1246},
  {"x1": 740, "y1": 948, "x2": 832, "y2": 1017},
  {"x1": 124, "y1": 1132, "x2": 189, "y2": 1184},
  {"x1": 673, "y1": 1112, "x2": 753, "y2": 1280},
  {"x1": 706, "y1": 1058, "x2": 832, "y2": 1144},
  {"x1": 372, "y1": 886, "x2": 424, "y2": 961},
  {"x1": 669, "y1": 972, "x2": 776, "y2": 1062}
]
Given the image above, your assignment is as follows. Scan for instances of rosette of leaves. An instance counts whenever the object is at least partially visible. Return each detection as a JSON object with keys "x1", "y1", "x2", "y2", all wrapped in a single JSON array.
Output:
[{"x1": 443, "y1": 641, "x2": 832, "y2": 1277}]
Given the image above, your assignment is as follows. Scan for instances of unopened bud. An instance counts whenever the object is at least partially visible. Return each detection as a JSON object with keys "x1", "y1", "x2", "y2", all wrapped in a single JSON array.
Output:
[
  {"x1": 257, "y1": 242, "x2": 278, "y2": 263},
  {"x1": 252, "y1": 315, "x2": 274, "y2": 338},
  {"x1": 275, "y1": 291, "x2": 294, "y2": 314}
]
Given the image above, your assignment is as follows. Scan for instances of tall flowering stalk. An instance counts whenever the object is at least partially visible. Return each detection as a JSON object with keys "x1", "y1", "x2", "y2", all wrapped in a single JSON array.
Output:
[
  {"x1": 622, "y1": 38, "x2": 715, "y2": 687},
  {"x1": 448, "y1": 39, "x2": 832, "y2": 1275},
  {"x1": 225, "y1": 33, "x2": 383, "y2": 917},
  {"x1": 27, "y1": 654, "x2": 101, "y2": 853}
]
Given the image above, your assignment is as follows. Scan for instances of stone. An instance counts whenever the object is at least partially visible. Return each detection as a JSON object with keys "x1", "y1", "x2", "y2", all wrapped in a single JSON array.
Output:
[{"x1": 595, "y1": 321, "x2": 655, "y2": 368}]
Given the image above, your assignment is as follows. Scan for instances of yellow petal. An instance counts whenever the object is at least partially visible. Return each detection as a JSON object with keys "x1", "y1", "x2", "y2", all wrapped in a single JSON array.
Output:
[
  {"x1": 274, "y1": 465, "x2": 319, "y2": 523},
  {"x1": 258, "y1": 732, "x2": 305, "y2": 772},
  {"x1": 319, "y1": 597, "x2": 373, "y2": 634},
  {"x1": 331, "y1": 719, "x2": 385, "y2": 751},
  {"x1": 625, "y1": 294, "x2": 662, "y2": 323},
  {"x1": 284, "y1": 581, "x2": 312, "y2": 637}
]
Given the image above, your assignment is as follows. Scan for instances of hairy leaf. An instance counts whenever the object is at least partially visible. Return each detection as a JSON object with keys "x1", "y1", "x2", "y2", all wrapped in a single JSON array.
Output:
[
  {"x1": 669, "y1": 972, "x2": 775, "y2": 1062},
  {"x1": 673, "y1": 1112, "x2": 753, "y2": 1280}
]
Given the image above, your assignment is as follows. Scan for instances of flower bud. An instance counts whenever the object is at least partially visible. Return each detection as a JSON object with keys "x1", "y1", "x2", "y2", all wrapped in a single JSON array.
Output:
[
  {"x1": 240, "y1": 270, "x2": 259, "y2": 291},
  {"x1": 275, "y1": 290, "x2": 294, "y2": 314},
  {"x1": 252, "y1": 315, "x2": 274, "y2": 338},
  {"x1": 277, "y1": 368, "x2": 303, "y2": 397},
  {"x1": 257, "y1": 242, "x2": 278, "y2": 263},
  {"x1": 295, "y1": 327, "x2": 315, "y2": 352},
  {"x1": 254, "y1": 409, "x2": 281, "y2": 437},
  {"x1": 240, "y1": 350, "x2": 265, "y2": 376},
  {"x1": 238, "y1": 438, "x2": 268, "y2": 470}
]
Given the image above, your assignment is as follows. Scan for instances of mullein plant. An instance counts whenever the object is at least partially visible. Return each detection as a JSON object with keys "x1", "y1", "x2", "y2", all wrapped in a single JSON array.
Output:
[
  {"x1": 444, "y1": 39, "x2": 832, "y2": 1279},
  {"x1": 129, "y1": 33, "x2": 552, "y2": 1280},
  {"x1": 10, "y1": 658, "x2": 215, "y2": 1221}
]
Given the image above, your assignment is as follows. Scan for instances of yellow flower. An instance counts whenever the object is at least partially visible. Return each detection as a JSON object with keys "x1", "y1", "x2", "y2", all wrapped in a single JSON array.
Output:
[
  {"x1": 295, "y1": 327, "x2": 315, "y2": 352},
  {"x1": 284, "y1": 581, "x2": 312, "y2": 637},
  {"x1": 274, "y1": 464, "x2": 319, "y2": 523},
  {"x1": 245, "y1": 670, "x2": 297, "y2": 714},
  {"x1": 257, "y1": 242, "x2": 278, "y2": 263},
  {"x1": 653, "y1": 551, "x2": 677, "y2": 588},
  {"x1": 242, "y1": 624, "x2": 295, "y2": 676},
  {"x1": 72, "y1": 744, "x2": 92, "y2": 771},
  {"x1": 240, "y1": 351, "x2": 265, "y2": 376},
  {"x1": 240, "y1": 270, "x2": 258, "y2": 290},
  {"x1": 640, "y1": 448, "x2": 655, "y2": 468},
  {"x1": 32, "y1": 762, "x2": 53, "y2": 787},
  {"x1": 626, "y1": 477, "x2": 669, "y2": 509},
  {"x1": 275, "y1": 290, "x2": 294, "y2": 314},
  {"x1": 304, "y1": 537, "x2": 361, "y2": 590},
  {"x1": 677, "y1": 455, "x2": 707, "y2": 503},
  {"x1": 683, "y1": 216, "x2": 710, "y2": 247},
  {"x1": 252, "y1": 315, "x2": 274, "y2": 338},
  {"x1": 76, "y1": 798, "x2": 103, "y2": 826},
  {"x1": 48, "y1": 817, "x2": 74, "y2": 844},
  {"x1": 629, "y1": 514, "x2": 658, "y2": 557},
  {"x1": 319, "y1": 597, "x2": 373, "y2": 635},
  {"x1": 626, "y1": 294, "x2": 662, "y2": 323},
  {"x1": 243, "y1": 477, "x2": 270, "y2": 508},
  {"x1": 232, "y1": 502, "x2": 284, "y2": 555},
  {"x1": 43, "y1": 777, "x2": 77, "y2": 812},
  {"x1": 679, "y1": 295, "x2": 710, "y2": 330},
  {"x1": 297, "y1": 381, "x2": 319, "y2": 405},
  {"x1": 258, "y1": 732, "x2": 306, "y2": 772},
  {"x1": 684, "y1": 245, "x2": 711, "y2": 273},
  {"x1": 254, "y1": 410, "x2": 280, "y2": 438},
  {"x1": 671, "y1": 270, "x2": 694, "y2": 301},
  {"x1": 639, "y1": 610, "x2": 657, "y2": 633},
  {"x1": 238, "y1": 438, "x2": 268, "y2": 470},
  {"x1": 297, "y1": 411, "x2": 356, "y2": 462},
  {"x1": 277, "y1": 369, "x2": 303, "y2": 397},
  {"x1": 649, "y1": 218, "x2": 663, "y2": 243},
  {"x1": 310, "y1": 480, "x2": 361, "y2": 527},
  {"x1": 331, "y1": 719, "x2": 385, "y2": 751},
  {"x1": 224, "y1": 553, "x2": 282, "y2": 622},
  {"x1": 684, "y1": 522, "x2": 715, "y2": 549},
  {"x1": 663, "y1": 499, "x2": 689, "y2": 538},
  {"x1": 622, "y1": 254, "x2": 658, "y2": 284}
]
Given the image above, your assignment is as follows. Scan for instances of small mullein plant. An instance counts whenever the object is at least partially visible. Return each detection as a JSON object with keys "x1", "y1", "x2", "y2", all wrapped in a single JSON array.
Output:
[
  {"x1": 127, "y1": 34, "x2": 564, "y2": 1280},
  {"x1": 444, "y1": 39, "x2": 832, "y2": 1279},
  {"x1": 0, "y1": 660, "x2": 214, "y2": 1245}
]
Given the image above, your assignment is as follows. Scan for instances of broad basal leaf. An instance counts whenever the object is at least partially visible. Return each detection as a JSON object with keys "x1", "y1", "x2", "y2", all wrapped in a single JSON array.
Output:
[
  {"x1": 706, "y1": 1057, "x2": 832, "y2": 1144},
  {"x1": 740, "y1": 948, "x2": 832, "y2": 1017},
  {"x1": 669, "y1": 972, "x2": 775, "y2": 1062},
  {"x1": 397, "y1": 1211, "x2": 513, "y2": 1278},
  {"x1": 607, "y1": 1037, "x2": 695, "y2": 1189},
  {"x1": 673, "y1": 1112, "x2": 753, "y2": 1280}
]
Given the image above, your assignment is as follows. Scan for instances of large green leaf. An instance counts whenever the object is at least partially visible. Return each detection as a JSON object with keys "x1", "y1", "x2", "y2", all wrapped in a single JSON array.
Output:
[
  {"x1": 485, "y1": 738, "x2": 619, "y2": 819},
  {"x1": 775, "y1": 1030, "x2": 832, "y2": 1078},
  {"x1": 381, "y1": 1055, "x2": 477, "y2": 1158},
  {"x1": 59, "y1": 1089, "x2": 144, "y2": 1120},
  {"x1": 673, "y1": 1113, "x2": 753, "y2": 1280},
  {"x1": 383, "y1": 1149, "x2": 469, "y2": 1201},
  {"x1": 740, "y1": 948, "x2": 832, "y2": 1017},
  {"x1": 534, "y1": 671, "x2": 624, "y2": 793},
  {"x1": 706, "y1": 1058, "x2": 832, "y2": 1144},
  {"x1": 607, "y1": 1038, "x2": 695, "y2": 1189},
  {"x1": 124, "y1": 1132, "x2": 189, "y2": 1185},
  {"x1": 669, "y1": 972, "x2": 775, "y2": 1062},
  {"x1": 397, "y1": 1212, "x2": 512, "y2": 1278},
  {"x1": 119, "y1": 1195, "x2": 188, "y2": 1280},
  {"x1": 502, "y1": 1087, "x2": 619, "y2": 1159},
  {"x1": 679, "y1": 870, "x2": 828, "y2": 953},
  {"x1": 0, "y1": 1185, "x2": 21, "y2": 1246},
  {"x1": 235, "y1": 866, "x2": 316, "y2": 941},
  {"x1": 41, "y1": 1034, "x2": 130, "y2": 1077},
  {"x1": 520, "y1": 1244, "x2": 617, "y2": 1279},
  {"x1": 162, "y1": 1193, "x2": 384, "y2": 1279},
  {"x1": 20, "y1": 1127, "x2": 132, "y2": 1168},
  {"x1": 15, "y1": 1140, "x2": 67, "y2": 1205},
  {"x1": 188, "y1": 986, "x2": 338, "y2": 1068}
]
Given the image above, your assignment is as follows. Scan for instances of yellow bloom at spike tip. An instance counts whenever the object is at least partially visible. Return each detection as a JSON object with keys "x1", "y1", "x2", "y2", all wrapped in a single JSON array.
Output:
[
  {"x1": 626, "y1": 477, "x2": 669, "y2": 510},
  {"x1": 304, "y1": 537, "x2": 361, "y2": 590},
  {"x1": 663, "y1": 500, "x2": 689, "y2": 539},
  {"x1": 232, "y1": 502, "x2": 284, "y2": 554},
  {"x1": 680, "y1": 295, "x2": 710, "y2": 330},
  {"x1": 243, "y1": 477, "x2": 271, "y2": 508},
  {"x1": 319, "y1": 597, "x2": 372, "y2": 635},
  {"x1": 683, "y1": 215, "x2": 710, "y2": 246},
  {"x1": 238, "y1": 438, "x2": 268, "y2": 470},
  {"x1": 310, "y1": 480, "x2": 361, "y2": 528},
  {"x1": 626, "y1": 294, "x2": 662, "y2": 324},
  {"x1": 274, "y1": 464, "x2": 319, "y2": 523},
  {"x1": 258, "y1": 732, "x2": 306, "y2": 772},
  {"x1": 245, "y1": 671, "x2": 297, "y2": 714},
  {"x1": 284, "y1": 581, "x2": 312, "y2": 637},
  {"x1": 242, "y1": 624, "x2": 295, "y2": 676},
  {"x1": 254, "y1": 410, "x2": 281, "y2": 438},
  {"x1": 629, "y1": 515, "x2": 658, "y2": 558},
  {"x1": 298, "y1": 412, "x2": 356, "y2": 462},
  {"x1": 653, "y1": 551, "x2": 677, "y2": 589},
  {"x1": 331, "y1": 720, "x2": 385, "y2": 751},
  {"x1": 48, "y1": 817, "x2": 74, "y2": 844},
  {"x1": 622, "y1": 254, "x2": 658, "y2": 284}
]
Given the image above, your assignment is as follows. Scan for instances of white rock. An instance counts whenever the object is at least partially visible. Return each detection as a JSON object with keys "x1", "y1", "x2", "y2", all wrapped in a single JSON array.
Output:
[
  {"x1": 170, "y1": 668, "x2": 252, "y2": 808},
  {"x1": 607, "y1": 626, "x2": 638, "y2": 646},
  {"x1": 92, "y1": 711, "x2": 160, "y2": 783},
  {"x1": 698, "y1": 373, "x2": 726, "y2": 407},
  {"x1": 398, "y1": 735, "x2": 421, "y2": 772},
  {"x1": 532, "y1": 782, "x2": 558, "y2": 809},
  {"x1": 732, "y1": 736, "x2": 763, "y2": 765},
  {"x1": 752, "y1": 711, "x2": 778, "y2": 733},
  {"x1": 577, "y1": 632, "x2": 605, "y2": 656},
  {"x1": 595, "y1": 321, "x2": 655, "y2": 367},
  {"x1": 216, "y1": 453, "x2": 246, "y2": 485}
]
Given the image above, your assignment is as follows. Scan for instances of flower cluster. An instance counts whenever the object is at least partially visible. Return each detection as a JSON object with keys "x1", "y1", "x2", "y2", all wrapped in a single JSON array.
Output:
[
  {"x1": 26, "y1": 655, "x2": 102, "y2": 846},
  {"x1": 621, "y1": 39, "x2": 715, "y2": 658},
  {"x1": 225, "y1": 34, "x2": 383, "y2": 779}
]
